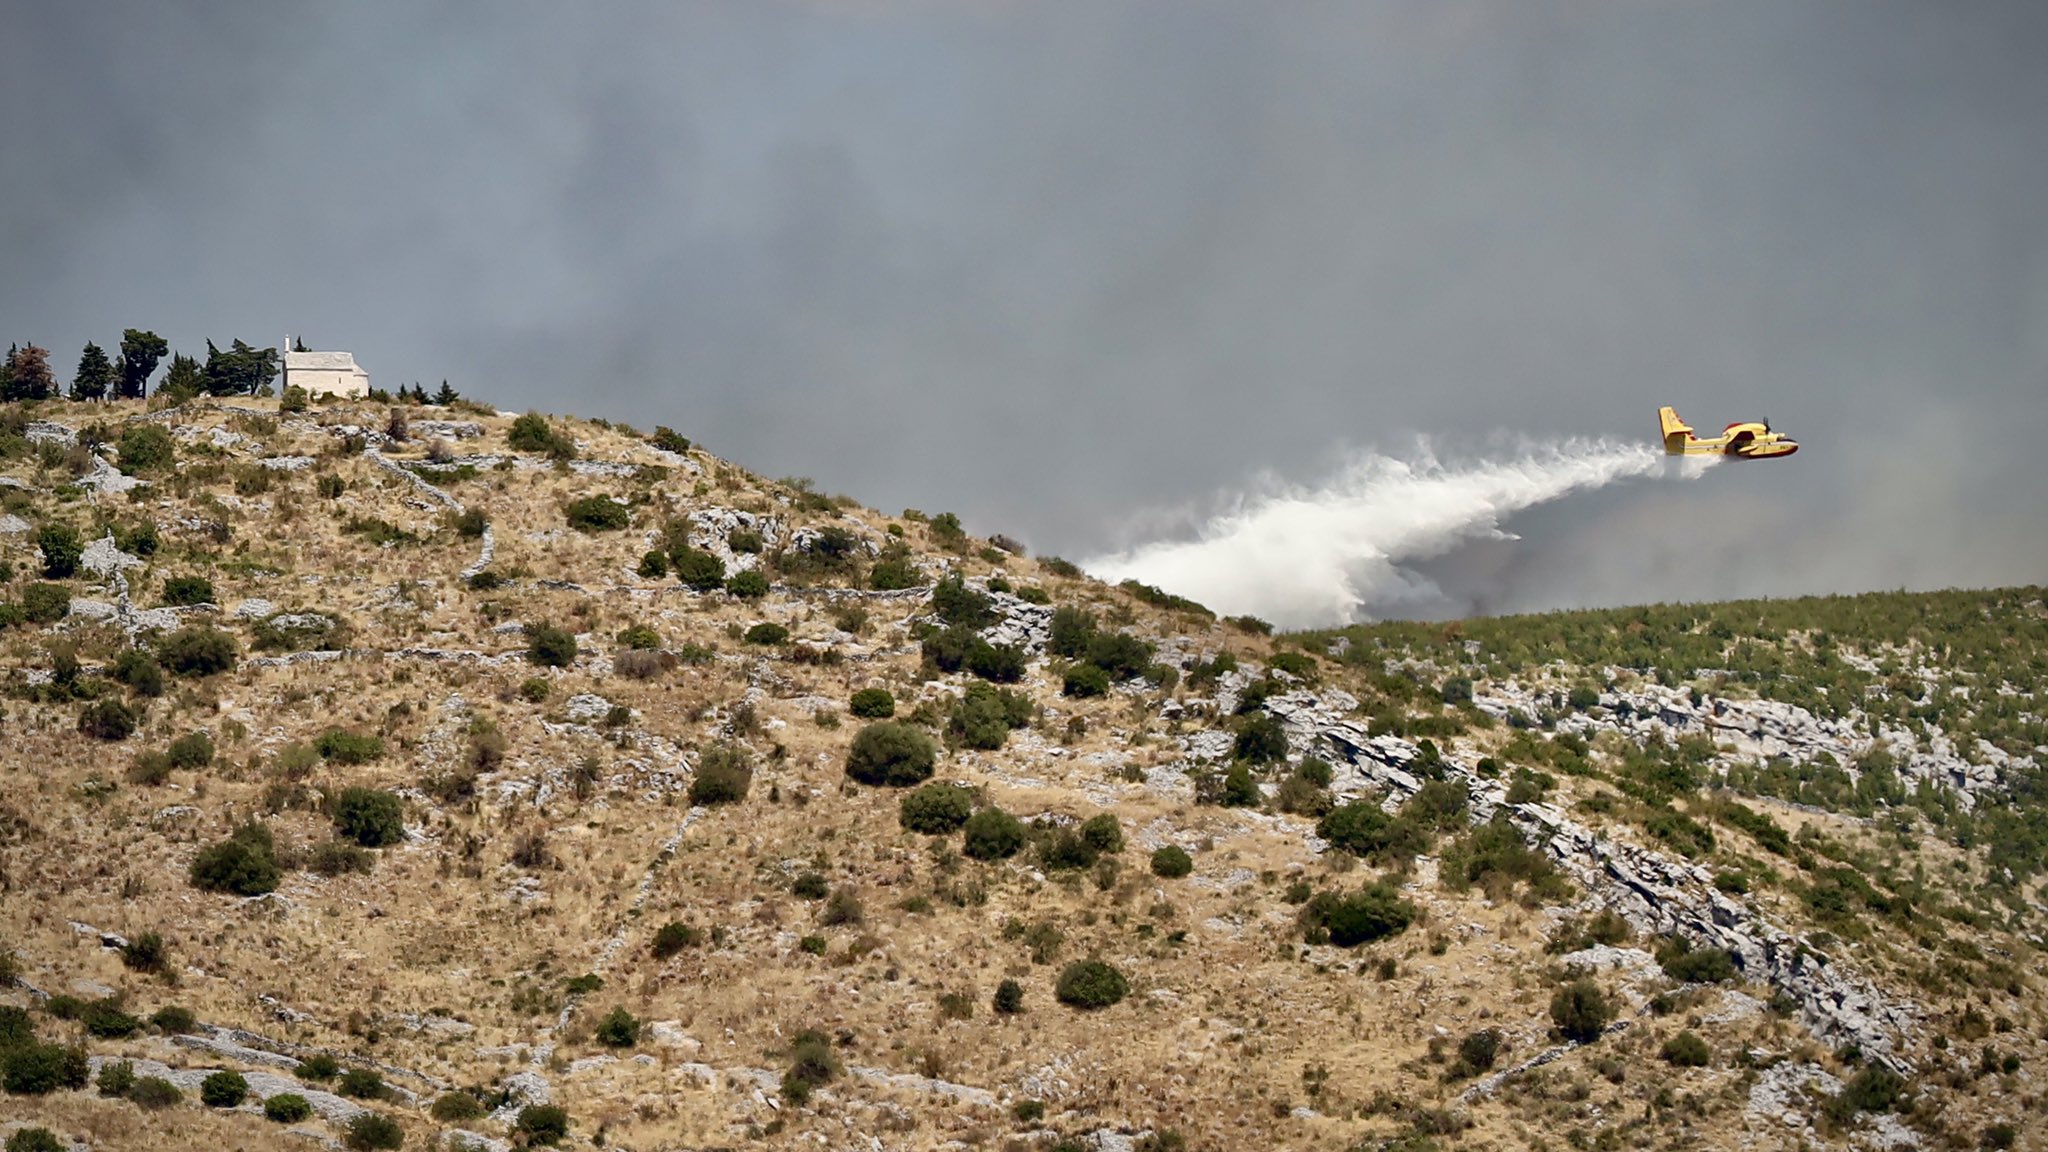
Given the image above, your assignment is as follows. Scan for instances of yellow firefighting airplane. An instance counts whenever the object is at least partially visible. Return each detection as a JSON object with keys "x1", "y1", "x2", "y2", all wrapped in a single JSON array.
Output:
[{"x1": 1659, "y1": 406, "x2": 1799, "y2": 459}]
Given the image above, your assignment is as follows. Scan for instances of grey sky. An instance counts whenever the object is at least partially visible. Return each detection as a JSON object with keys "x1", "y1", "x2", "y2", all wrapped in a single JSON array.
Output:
[{"x1": 5, "y1": 2, "x2": 2043, "y2": 618}]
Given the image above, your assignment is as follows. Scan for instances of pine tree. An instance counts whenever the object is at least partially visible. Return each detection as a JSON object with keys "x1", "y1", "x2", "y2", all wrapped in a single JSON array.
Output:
[
  {"x1": 159, "y1": 353, "x2": 204, "y2": 403},
  {"x1": 3, "y1": 344, "x2": 56, "y2": 401},
  {"x1": 71, "y1": 342, "x2": 115, "y2": 401},
  {"x1": 434, "y1": 380, "x2": 458, "y2": 405},
  {"x1": 116, "y1": 329, "x2": 167, "y2": 399}
]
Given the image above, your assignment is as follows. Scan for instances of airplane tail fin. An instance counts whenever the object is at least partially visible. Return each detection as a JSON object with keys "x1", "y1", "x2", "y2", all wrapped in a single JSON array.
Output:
[{"x1": 1658, "y1": 406, "x2": 1694, "y2": 455}]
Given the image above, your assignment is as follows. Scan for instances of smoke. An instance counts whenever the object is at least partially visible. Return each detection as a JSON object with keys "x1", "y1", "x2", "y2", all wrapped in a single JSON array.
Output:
[{"x1": 1085, "y1": 440, "x2": 1714, "y2": 629}]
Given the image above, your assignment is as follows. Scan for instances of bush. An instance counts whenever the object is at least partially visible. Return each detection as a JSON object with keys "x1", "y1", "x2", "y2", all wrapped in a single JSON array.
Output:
[
  {"x1": 515, "y1": 1103, "x2": 571, "y2": 1145},
  {"x1": 1661, "y1": 1031, "x2": 1711, "y2": 1067},
  {"x1": 337, "y1": 1068, "x2": 384, "y2": 1099},
  {"x1": 110, "y1": 647, "x2": 163, "y2": 696},
  {"x1": 315, "y1": 729, "x2": 385, "y2": 765},
  {"x1": 651, "y1": 921, "x2": 703, "y2": 959},
  {"x1": 743, "y1": 621, "x2": 788, "y2": 646},
  {"x1": 1300, "y1": 883, "x2": 1417, "y2": 947},
  {"x1": 429, "y1": 1091, "x2": 484, "y2": 1122},
  {"x1": 295, "y1": 1054, "x2": 340, "y2": 1081},
  {"x1": 1048, "y1": 607, "x2": 1095, "y2": 657},
  {"x1": 78, "y1": 698, "x2": 137, "y2": 741},
  {"x1": 0, "y1": 1006, "x2": 27, "y2": 1047},
  {"x1": 118, "y1": 424, "x2": 176, "y2": 473},
  {"x1": 792, "y1": 872, "x2": 830, "y2": 900},
  {"x1": 157, "y1": 626, "x2": 238, "y2": 676},
  {"x1": 3, "y1": 1042, "x2": 89, "y2": 1095},
  {"x1": 97, "y1": 1059, "x2": 137, "y2": 1097},
  {"x1": 150, "y1": 1006, "x2": 197, "y2": 1034},
  {"x1": 1655, "y1": 936, "x2": 1740, "y2": 984},
  {"x1": 162, "y1": 575, "x2": 215, "y2": 606},
  {"x1": 1233, "y1": 714, "x2": 1289, "y2": 763},
  {"x1": 821, "y1": 887, "x2": 864, "y2": 926},
  {"x1": 119, "y1": 931, "x2": 167, "y2": 973},
  {"x1": 948, "y1": 681, "x2": 1031, "y2": 750},
  {"x1": 1054, "y1": 960, "x2": 1128, "y2": 1010},
  {"x1": 189, "y1": 824, "x2": 282, "y2": 895},
  {"x1": 670, "y1": 548, "x2": 726, "y2": 591},
  {"x1": 1550, "y1": 978, "x2": 1613, "y2": 1043},
  {"x1": 962, "y1": 807, "x2": 1026, "y2": 860},
  {"x1": 782, "y1": 1030, "x2": 840, "y2": 1103},
  {"x1": 725, "y1": 569, "x2": 769, "y2": 599},
  {"x1": 265, "y1": 1092, "x2": 314, "y2": 1122},
  {"x1": 7, "y1": 1129, "x2": 61, "y2": 1152},
  {"x1": 166, "y1": 731, "x2": 215, "y2": 770},
  {"x1": 930, "y1": 575, "x2": 996, "y2": 629},
  {"x1": 596, "y1": 1007, "x2": 640, "y2": 1048},
  {"x1": 900, "y1": 782, "x2": 974, "y2": 834},
  {"x1": 334, "y1": 788, "x2": 405, "y2": 847},
  {"x1": 508, "y1": 412, "x2": 574, "y2": 458},
  {"x1": 1079, "y1": 813, "x2": 1123, "y2": 854},
  {"x1": 688, "y1": 742, "x2": 753, "y2": 806},
  {"x1": 849, "y1": 687, "x2": 895, "y2": 719},
  {"x1": 1150, "y1": 844, "x2": 1194, "y2": 878},
  {"x1": 649, "y1": 426, "x2": 691, "y2": 454},
  {"x1": 846, "y1": 721, "x2": 937, "y2": 787},
  {"x1": 343, "y1": 1112, "x2": 404, "y2": 1151},
  {"x1": 1318, "y1": 801, "x2": 1428, "y2": 864},
  {"x1": 78, "y1": 998, "x2": 140, "y2": 1039},
  {"x1": 637, "y1": 549, "x2": 669, "y2": 578},
  {"x1": 200, "y1": 1069, "x2": 249, "y2": 1107},
  {"x1": 127, "y1": 1075, "x2": 181, "y2": 1109},
  {"x1": 563, "y1": 495, "x2": 630, "y2": 532},
  {"x1": 615, "y1": 624, "x2": 661, "y2": 650},
  {"x1": 1062, "y1": 663, "x2": 1111, "y2": 698},
  {"x1": 1452, "y1": 1028, "x2": 1502, "y2": 1078},
  {"x1": 613, "y1": 649, "x2": 674, "y2": 680},
  {"x1": 35, "y1": 524, "x2": 82, "y2": 579},
  {"x1": 525, "y1": 623, "x2": 577, "y2": 667},
  {"x1": 993, "y1": 979, "x2": 1025, "y2": 1015},
  {"x1": 868, "y1": 558, "x2": 920, "y2": 590},
  {"x1": 21, "y1": 583, "x2": 71, "y2": 625},
  {"x1": 1835, "y1": 1065, "x2": 1906, "y2": 1116}
]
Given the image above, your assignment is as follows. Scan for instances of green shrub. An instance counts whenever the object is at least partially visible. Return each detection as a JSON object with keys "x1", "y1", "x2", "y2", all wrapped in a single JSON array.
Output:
[
  {"x1": 166, "y1": 731, "x2": 215, "y2": 770},
  {"x1": 161, "y1": 575, "x2": 215, "y2": 606},
  {"x1": 1299, "y1": 883, "x2": 1416, "y2": 947},
  {"x1": 637, "y1": 550, "x2": 669, "y2": 579},
  {"x1": 849, "y1": 687, "x2": 895, "y2": 719},
  {"x1": 564, "y1": 495, "x2": 630, "y2": 532},
  {"x1": 669, "y1": 548, "x2": 725, "y2": 591},
  {"x1": 1084, "y1": 632, "x2": 1154, "y2": 680},
  {"x1": 190, "y1": 823, "x2": 281, "y2": 895},
  {"x1": 900, "y1": 783, "x2": 975, "y2": 834},
  {"x1": 1833, "y1": 1065, "x2": 1906, "y2": 1117},
  {"x1": 7, "y1": 1128, "x2": 61, "y2": 1152},
  {"x1": 821, "y1": 887, "x2": 863, "y2": 926},
  {"x1": 1318, "y1": 801, "x2": 1429, "y2": 864},
  {"x1": 119, "y1": 931, "x2": 167, "y2": 973},
  {"x1": 0, "y1": 1006, "x2": 27, "y2": 1048},
  {"x1": 518, "y1": 678, "x2": 551, "y2": 703},
  {"x1": 868, "y1": 558, "x2": 920, "y2": 590},
  {"x1": 1661, "y1": 1031, "x2": 1711, "y2": 1067},
  {"x1": 1062, "y1": 663, "x2": 1110, "y2": 698},
  {"x1": 343, "y1": 1112, "x2": 404, "y2": 1151},
  {"x1": 1550, "y1": 978, "x2": 1612, "y2": 1043},
  {"x1": 429, "y1": 1091, "x2": 484, "y2": 1122},
  {"x1": 649, "y1": 426, "x2": 691, "y2": 454},
  {"x1": 688, "y1": 742, "x2": 753, "y2": 806},
  {"x1": 127, "y1": 1075, "x2": 181, "y2": 1109},
  {"x1": 110, "y1": 647, "x2": 163, "y2": 696},
  {"x1": 1451, "y1": 1028, "x2": 1502, "y2": 1078},
  {"x1": 315, "y1": 728, "x2": 385, "y2": 765},
  {"x1": 77, "y1": 699, "x2": 137, "y2": 741},
  {"x1": 514, "y1": 1103, "x2": 571, "y2": 1146},
  {"x1": 651, "y1": 921, "x2": 703, "y2": 959},
  {"x1": 200, "y1": 1069, "x2": 249, "y2": 1107},
  {"x1": 19, "y1": 583, "x2": 70, "y2": 625},
  {"x1": 792, "y1": 872, "x2": 830, "y2": 900},
  {"x1": 337, "y1": 1068, "x2": 384, "y2": 1099},
  {"x1": 97, "y1": 1059, "x2": 136, "y2": 1098},
  {"x1": 993, "y1": 979, "x2": 1025, "y2": 1015},
  {"x1": 798, "y1": 935, "x2": 827, "y2": 956},
  {"x1": 1232, "y1": 714, "x2": 1288, "y2": 763},
  {"x1": 781, "y1": 1030, "x2": 840, "y2": 1103},
  {"x1": 727, "y1": 526, "x2": 763, "y2": 554},
  {"x1": 525, "y1": 623, "x2": 578, "y2": 667},
  {"x1": 35, "y1": 525, "x2": 82, "y2": 579},
  {"x1": 1054, "y1": 960, "x2": 1128, "y2": 1009},
  {"x1": 1079, "y1": 813, "x2": 1123, "y2": 854},
  {"x1": 157, "y1": 626, "x2": 237, "y2": 676},
  {"x1": 149, "y1": 1005, "x2": 197, "y2": 1034},
  {"x1": 966, "y1": 641, "x2": 1026, "y2": 684},
  {"x1": 118, "y1": 424, "x2": 175, "y2": 473},
  {"x1": 846, "y1": 721, "x2": 937, "y2": 787},
  {"x1": 725, "y1": 569, "x2": 769, "y2": 599},
  {"x1": 334, "y1": 788, "x2": 405, "y2": 847},
  {"x1": 1150, "y1": 844, "x2": 1194, "y2": 878},
  {"x1": 295, "y1": 1054, "x2": 340, "y2": 1081},
  {"x1": 1048, "y1": 607, "x2": 1096, "y2": 657},
  {"x1": 615, "y1": 624, "x2": 661, "y2": 650},
  {"x1": 2, "y1": 1042, "x2": 89, "y2": 1095},
  {"x1": 508, "y1": 412, "x2": 575, "y2": 458},
  {"x1": 743, "y1": 622, "x2": 789, "y2": 646},
  {"x1": 1655, "y1": 936, "x2": 1740, "y2": 984},
  {"x1": 265, "y1": 1092, "x2": 314, "y2": 1122},
  {"x1": 963, "y1": 807, "x2": 1027, "y2": 860},
  {"x1": 948, "y1": 681, "x2": 1032, "y2": 750},
  {"x1": 596, "y1": 1007, "x2": 640, "y2": 1048}
]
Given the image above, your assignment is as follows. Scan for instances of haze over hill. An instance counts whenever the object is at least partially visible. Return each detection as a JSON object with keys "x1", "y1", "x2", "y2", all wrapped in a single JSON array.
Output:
[{"x1": 4, "y1": 2, "x2": 2046, "y2": 616}]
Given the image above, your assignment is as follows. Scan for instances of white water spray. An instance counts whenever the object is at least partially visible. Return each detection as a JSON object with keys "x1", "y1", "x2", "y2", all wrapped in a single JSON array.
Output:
[{"x1": 1085, "y1": 439, "x2": 1712, "y2": 629}]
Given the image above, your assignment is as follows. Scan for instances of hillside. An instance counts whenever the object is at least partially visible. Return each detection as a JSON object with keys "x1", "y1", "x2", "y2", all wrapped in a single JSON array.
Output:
[{"x1": 0, "y1": 394, "x2": 2042, "y2": 1152}]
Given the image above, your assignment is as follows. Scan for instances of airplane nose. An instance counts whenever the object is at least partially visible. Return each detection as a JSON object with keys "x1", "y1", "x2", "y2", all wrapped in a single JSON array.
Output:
[{"x1": 1779, "y1": 440, "x2": 1798, "y2": 456}]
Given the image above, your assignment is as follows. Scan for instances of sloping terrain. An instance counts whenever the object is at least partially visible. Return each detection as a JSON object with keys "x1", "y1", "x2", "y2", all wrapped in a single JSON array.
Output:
[{"x1": 0, "y1": 395, "x2": 2042, "y2": 1152}]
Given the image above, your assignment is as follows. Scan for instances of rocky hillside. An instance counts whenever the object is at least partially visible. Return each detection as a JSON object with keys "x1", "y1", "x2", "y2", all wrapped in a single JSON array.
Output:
[{"x1": 0, "y1": 394, "x2": 2042, "y2": 1152}]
